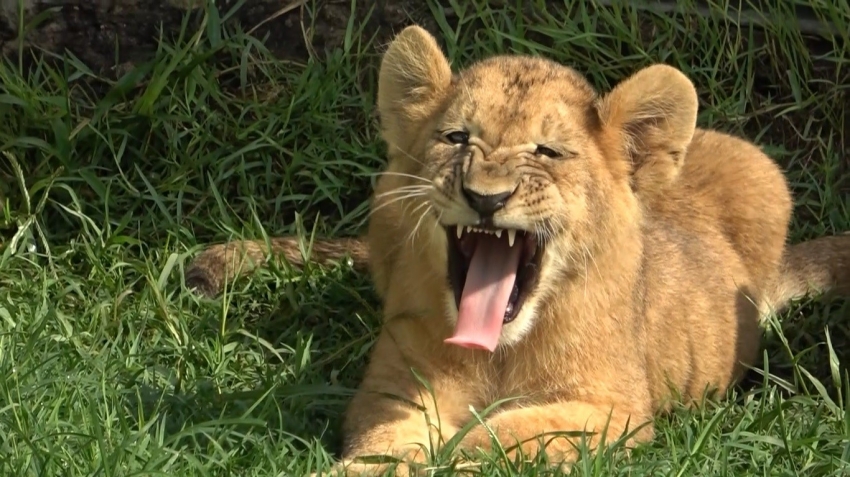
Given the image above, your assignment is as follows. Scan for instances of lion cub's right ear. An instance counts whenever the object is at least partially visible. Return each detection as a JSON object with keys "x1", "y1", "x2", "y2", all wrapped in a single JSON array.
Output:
[
  {"x1": 377, "y1": 26, "x2": 453, "y2": 154},
  {"x1": 596, "y1": 64, "x2": 699, "y2": 194}
]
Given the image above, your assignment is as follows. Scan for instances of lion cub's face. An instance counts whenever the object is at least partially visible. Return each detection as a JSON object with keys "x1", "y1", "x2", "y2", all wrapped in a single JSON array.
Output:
[
  {"x1": 375, "y1": 27, "x2": 698, "y2": 352},
  {"x1": 423, "y1": 57, "x2": 619, "y2": 350}
]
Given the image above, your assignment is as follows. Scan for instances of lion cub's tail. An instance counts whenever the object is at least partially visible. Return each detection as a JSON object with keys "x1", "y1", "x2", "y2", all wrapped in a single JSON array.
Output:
[
  {"x1": 766, "y1": 233, "x2": 850, "y2": 313},
  {"x1": 185, "y1": 236, "x2": 370, "y2": 298}
]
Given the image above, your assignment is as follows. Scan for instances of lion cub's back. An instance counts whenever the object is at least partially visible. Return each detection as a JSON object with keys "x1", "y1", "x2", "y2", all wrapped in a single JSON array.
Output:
[
  {"x1": 679, "y1": 129, "x2": 793, "y2": 289},
  {"x1": 639, "y1": 128, "x2": 794, "y2": 405}
]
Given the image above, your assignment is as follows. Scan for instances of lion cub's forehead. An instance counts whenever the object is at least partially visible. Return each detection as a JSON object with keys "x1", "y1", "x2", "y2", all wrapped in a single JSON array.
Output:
[{"x1": 446, "y1": 56, "x2": 599, "y2": 139}]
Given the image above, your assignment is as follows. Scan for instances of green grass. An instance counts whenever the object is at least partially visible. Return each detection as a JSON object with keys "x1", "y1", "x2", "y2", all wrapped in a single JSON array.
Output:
[{"x1": 1, "y1": 0, "x2": 849, "y2": 475}]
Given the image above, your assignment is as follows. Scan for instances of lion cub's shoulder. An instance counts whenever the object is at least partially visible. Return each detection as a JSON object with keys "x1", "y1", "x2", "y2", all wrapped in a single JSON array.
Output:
[{"x1": 645, "y1": 124, "x2": 793, "y2": 293}]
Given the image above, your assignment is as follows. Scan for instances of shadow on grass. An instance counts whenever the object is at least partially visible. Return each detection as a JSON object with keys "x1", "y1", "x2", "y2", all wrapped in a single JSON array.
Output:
[
  {"x1": 741, "y1": 298, "x2": 850, "y2": 401},
  {"x1": 118, "y1": 263, "x2": 381, "y2": 457}
]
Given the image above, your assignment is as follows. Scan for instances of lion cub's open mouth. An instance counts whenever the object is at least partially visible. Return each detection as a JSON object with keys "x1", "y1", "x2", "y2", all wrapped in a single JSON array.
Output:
[{"x1": 444, "y1": 225, "x2": 543, "y2": 351}]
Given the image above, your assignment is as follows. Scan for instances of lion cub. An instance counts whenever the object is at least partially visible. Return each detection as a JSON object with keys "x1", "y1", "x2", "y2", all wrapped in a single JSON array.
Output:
[{"x1": 186, "y1": 26, "x2": 850, "y2": 475}]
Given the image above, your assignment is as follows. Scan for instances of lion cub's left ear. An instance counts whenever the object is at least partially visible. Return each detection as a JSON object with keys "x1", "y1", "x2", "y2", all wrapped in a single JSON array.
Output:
[{"x1": 596, "y1": 64, "x2": 698, "y2": 193}]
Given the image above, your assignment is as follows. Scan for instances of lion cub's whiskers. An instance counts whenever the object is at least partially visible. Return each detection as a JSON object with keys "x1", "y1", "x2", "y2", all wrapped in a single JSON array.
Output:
[
  {"x1": 406, "y1": 201, "x2": 434, "y2": 246},
  {"x1": 368, "y1": 192, "x2": 428, "y2": 218},
  {"x1": 370, "y1": 170, "x2": 434, "y2": 184},
  {"x1": 374, "y1": 185, "x2": 432, "y2": 199}
]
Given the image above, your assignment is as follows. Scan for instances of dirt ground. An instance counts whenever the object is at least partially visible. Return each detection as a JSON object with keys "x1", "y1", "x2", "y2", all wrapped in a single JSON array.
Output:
[
  {"x1": 0, "y1": 0, "x2": 440, "y2": 73},
  {"x1": 0, "y1": 1, "x2": 837, "y2": 74}
]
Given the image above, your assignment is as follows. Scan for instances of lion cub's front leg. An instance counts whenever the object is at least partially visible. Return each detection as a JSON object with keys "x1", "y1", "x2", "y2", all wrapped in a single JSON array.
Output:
[
  {"x1": 329, "y1": 393, "x2": 445, "y2": 476},
  {"x1": 325, "y1": 333, "x2": 475, "y2": 476},
  {"x1": 459, "y1": 400, "x2": 653, "y2": 467}
]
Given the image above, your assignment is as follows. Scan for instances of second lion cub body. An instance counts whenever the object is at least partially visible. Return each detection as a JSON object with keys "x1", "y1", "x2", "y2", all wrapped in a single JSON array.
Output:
[{"x1": 187, "y1": 26, "x2": 850, "y2": 475}]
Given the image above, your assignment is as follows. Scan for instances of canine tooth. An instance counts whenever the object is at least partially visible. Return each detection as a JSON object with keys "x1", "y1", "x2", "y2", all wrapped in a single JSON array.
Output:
[
  {"x1": 507, "y1": 229, "x2": 517, "y2": 247},
  {"x1": 456, "y1": 225, "x2": 463, "y2": 239},
  {"x1": 494, "y1": 230, "x2": 502, "y2": 238}
]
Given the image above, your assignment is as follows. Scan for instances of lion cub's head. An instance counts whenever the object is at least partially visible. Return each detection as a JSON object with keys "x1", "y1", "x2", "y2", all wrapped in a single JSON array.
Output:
[{"x1": 373, "y1": 26, "x2": 699, "y2": 352}]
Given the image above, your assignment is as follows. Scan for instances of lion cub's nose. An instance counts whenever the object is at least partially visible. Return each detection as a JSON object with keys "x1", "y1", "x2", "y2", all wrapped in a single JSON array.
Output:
[{"x1": 462, "y1": 186, "x2": 514, "y2": 218}]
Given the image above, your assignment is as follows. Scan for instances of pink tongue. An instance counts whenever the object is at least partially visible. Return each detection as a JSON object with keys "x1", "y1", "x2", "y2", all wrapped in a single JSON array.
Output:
[{"x1": 444, "y1": 234, "x2": 523, "y2": 352}]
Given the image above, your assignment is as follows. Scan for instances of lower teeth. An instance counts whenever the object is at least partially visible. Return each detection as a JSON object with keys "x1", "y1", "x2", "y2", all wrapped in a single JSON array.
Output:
[{"x1": 504, "y1": 284, "x2": 520, "y2": 319}]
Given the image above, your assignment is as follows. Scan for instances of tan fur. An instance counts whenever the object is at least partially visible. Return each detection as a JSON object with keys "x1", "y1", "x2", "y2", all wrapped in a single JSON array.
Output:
[
  {"x1": 186, "y1": 26, "x2": 850, "y2": 475},
  {"x1": 185, "y1": 236, "x2": 368, "y2": 297}
]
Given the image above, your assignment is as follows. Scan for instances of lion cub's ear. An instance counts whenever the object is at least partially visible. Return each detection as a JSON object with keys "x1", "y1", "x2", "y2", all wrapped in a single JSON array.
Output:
[
  {"x1": 377, "y1": 25, "x2": 453, "y2": 153},
  {"x1": 596, "y1": 64, "x2": 699, "y2": 193}
]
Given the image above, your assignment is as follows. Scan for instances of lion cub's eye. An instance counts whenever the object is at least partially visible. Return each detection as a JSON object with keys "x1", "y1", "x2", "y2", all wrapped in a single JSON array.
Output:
[
  {"x1": 444, "y1": 131, "x2": 470, "y2": 145},
  {"x1": 535, "y1": 145, "x2": 560, "y2": 158}
]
